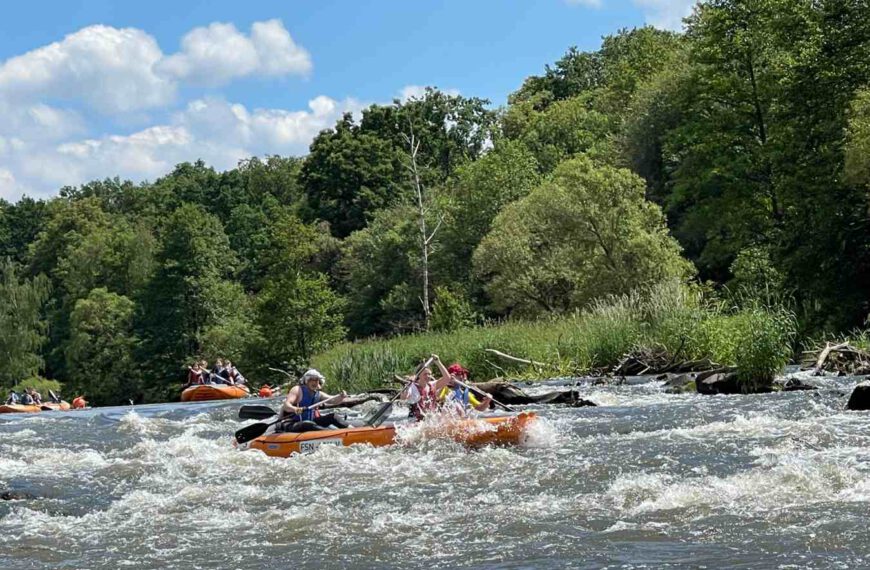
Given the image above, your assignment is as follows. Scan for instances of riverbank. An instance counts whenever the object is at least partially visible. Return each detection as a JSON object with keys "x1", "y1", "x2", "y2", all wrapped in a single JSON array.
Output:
[{"x1": 312, "y1": 282, "x2": 797, "y2": 392}]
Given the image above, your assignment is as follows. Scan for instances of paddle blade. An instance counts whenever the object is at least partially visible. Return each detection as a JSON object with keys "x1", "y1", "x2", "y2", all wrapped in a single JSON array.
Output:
[
  {"x1": 234, "y1": 421, "x2": 272, "y2": 445},
  {"x1": 238, "y1": 405, "x2": 277, "y2": 420},
  {"x1": 365, "y1": 402, "x2": 394, "y2": 427}
]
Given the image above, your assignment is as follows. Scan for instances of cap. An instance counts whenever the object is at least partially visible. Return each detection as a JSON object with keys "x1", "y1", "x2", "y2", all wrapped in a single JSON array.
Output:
[{"x1": 447, "y1": 363, "x2": 469, "y2": 378}]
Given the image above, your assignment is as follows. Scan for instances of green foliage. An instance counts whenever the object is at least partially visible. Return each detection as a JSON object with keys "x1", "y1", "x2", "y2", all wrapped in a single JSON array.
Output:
[
  {"x1": 300, "y1": 116, "x2": 402, "y2": 238},
  {"x1": 312, "y1": 280, "x2": 796, "y2": 392},
  {"x1": 65, "y1": 288, "x2": 137, "y2": 405},
  {"x1": 256, "y1": 273, "x2": 346, "y2": 377},
  {"x1": 0, "y1": 261, "x2": 51, "y2": 389},
  {"x1": 845, "y1": 88, "x2": 870, "y2": 186},
  {"x1": 436, "y1": 141, "x2": 541, "y2": 296},
  {"x1": 10, "y1": 377, "x2": 64, "y2": 398},
  {"x1": 728, "y1": 246, "x2": 785, "y2": 298},
  {"x1": 136, "y1": 204, "x2": 244, "y2": 399},
  {"x1": 338, "y1": 204, "x2": 425, "y2": 336},
  {"x1": 430, "y1": 286, "x2": 476, "y2": 332},
  {"x1": 474, "y1": 156, "x2": 695, "y2": 315}
]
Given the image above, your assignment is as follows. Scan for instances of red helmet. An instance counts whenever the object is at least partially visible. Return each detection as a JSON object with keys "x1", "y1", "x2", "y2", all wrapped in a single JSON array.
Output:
[{"x1": 447, "y1": 363, "x2": 469, "y2": 378}]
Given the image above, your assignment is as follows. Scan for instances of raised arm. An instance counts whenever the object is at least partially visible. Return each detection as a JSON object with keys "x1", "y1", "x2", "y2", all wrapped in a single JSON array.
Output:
[{"x1": 431, "y1": 355, "x2": 452, "y2": 392}]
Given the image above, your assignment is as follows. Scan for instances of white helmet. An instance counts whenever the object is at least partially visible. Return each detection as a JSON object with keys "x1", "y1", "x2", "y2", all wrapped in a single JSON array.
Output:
[{"x1": 300, "y1": 369, "x2": 325, "y2": 385}]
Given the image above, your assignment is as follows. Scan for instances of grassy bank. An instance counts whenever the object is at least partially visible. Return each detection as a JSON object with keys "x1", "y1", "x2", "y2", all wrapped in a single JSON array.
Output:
[{"x1": 312, "y1": 281, "x2": 797, "y2": 393}]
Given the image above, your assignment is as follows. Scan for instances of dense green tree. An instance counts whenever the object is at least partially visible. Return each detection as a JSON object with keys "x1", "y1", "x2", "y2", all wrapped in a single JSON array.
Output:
[
  {"x1": 0, "y1": 197, "x2": 49, "y2": 262},
  {"x1": 135, "y1": 204, "x2": 247, "y2": 399},
  {"x1": 474, "y1": 157, "x2": 695, "y2": 316},
  {"x1": 0, "y1": 261, "x2": 51, "y2": 389},
  {"x1": 300, "y1": 115, "x2": 402, "y2": 237},
  {"x1": 360, "y1": 88, "x2": 496, "y2": 183},
  {"x1": 339, "y1": 204, "x2": 424, "y2": 336},
  {"x1": 65, "y1": 288, "x2": 137, "y2": 405},
  {"x1": 256, "y1": 273, "x2": 345, "y2": 374},
  {"x1": 437, "y1": 141, "x2": 541, "y2": 292}
]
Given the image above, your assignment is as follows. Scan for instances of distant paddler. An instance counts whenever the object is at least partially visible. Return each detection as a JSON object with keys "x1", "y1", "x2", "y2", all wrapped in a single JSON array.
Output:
[{"x1": 277, "y1": 369, "x2": 348, "y2": 432}]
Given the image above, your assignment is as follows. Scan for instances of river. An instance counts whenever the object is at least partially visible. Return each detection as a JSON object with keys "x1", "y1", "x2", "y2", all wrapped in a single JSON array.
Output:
[{"x1": 2, "y1": 371, "x2": 868, "y2": 569}]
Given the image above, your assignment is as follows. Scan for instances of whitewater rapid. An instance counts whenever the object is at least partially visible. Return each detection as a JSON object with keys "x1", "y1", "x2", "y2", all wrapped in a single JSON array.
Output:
[{"x1": 2, "y1": 373, "x2": 870, "y2": 569}]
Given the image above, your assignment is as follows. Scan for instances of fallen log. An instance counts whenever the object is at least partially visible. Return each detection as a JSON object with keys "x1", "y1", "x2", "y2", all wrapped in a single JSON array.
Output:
[
  {"x1": 471, "y1": 381, "x2": 596, "y2": 407},
  {"x1": 484, "y1": 349, "x2": 548, "y2": 369},
  {"x1": 803, "y1": 342, "x2": 870, "y2": 376}
]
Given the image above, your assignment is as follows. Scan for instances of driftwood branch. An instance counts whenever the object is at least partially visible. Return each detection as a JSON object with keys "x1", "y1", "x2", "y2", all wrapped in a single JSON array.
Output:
[
  {"x1": 803, "y1": 342, "x2": 870, "y2": 376},
  {"x1": 484, "y1": 348, "x2": 548, "y2": 368}
]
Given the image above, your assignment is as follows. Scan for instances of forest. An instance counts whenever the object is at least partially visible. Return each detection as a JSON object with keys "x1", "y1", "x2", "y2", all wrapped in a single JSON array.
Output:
[{"x1": 1, "y1": 0, "x2": 869, "y2": 404}]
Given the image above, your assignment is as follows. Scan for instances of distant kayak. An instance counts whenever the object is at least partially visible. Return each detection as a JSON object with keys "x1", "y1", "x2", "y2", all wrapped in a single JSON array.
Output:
[
  {"x1": 0, "y1": 401, "x2": 70, "y2": 414},
  {"x1": 240, "y1": 412, "x2": 537, "y2": 457},
  {"x1": 181, "y1": 384, "x2": 250, "y2": 402}
]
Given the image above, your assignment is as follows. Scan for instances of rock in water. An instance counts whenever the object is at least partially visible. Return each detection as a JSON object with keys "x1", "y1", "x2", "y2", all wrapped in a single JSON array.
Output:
[
  {"x1": 847, "y1": 382, "x2": 870, "y2": 410},
  {"x1": 664, "y1": 373, "x2": 696, "y2": 393},
  {"x1": 696, "y1": 370, "x2": 742, "y2": 395}
]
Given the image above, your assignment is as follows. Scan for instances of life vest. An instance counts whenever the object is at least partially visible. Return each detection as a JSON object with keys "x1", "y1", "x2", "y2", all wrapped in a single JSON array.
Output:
[
  {"x1": 258, "y1": 385, "x2": 273, "y2": 398},
  {"x1": 410, "y1": 381, "x2": 438, "y2": 421},
  {"x1": 72, "y1": 396, "x2": 87, "y2": 409},
  {"x1": 450, "y1": 385, "x2": 470, "y2": 408},
  {"x1": 289, "y1": 385, "x2": 321, "y2": 422}
]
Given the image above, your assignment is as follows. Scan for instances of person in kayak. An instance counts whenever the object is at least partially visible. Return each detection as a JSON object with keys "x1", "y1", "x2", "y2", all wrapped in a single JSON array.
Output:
[
  {"x1": 277, "y1": 369, "x2": 349, "y2": 432},
  {"x1": 438, "y1": 363, "x2": 492, "y2": 415},
  {"x1": 184, "y1": 362, "x2": 204, "y2": 388},
  {"x1": 27, "y1": 388, "x2": 43, "y2": 405},
  {"x1": 401, "y1": 355, "x2": 453, "y2": 421}
]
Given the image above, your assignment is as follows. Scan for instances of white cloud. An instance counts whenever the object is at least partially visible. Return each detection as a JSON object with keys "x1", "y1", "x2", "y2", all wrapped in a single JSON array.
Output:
[
  {"x1": 0, "y1": 96, "x2": 364, "y2": 199},
  {"x1": 0, "y1": 100, "x2": 85, "y2": 142},
  {"x1": 0, "y1": 25, "x2": 173, "y2": 114},
  {"x1": 565, "y1": 0, "x2": 603, "y2": 8},
  {"x1": 634, "y1": 0, "x2": 696, "y2": 30},
  {"x1": 0, "y1": 19, "x2": 311, "y2": 116},
  {"x1": 565, "y1": 0, "x2": 697, "y2": 30},
  {"x1": 0, "y1": 168, "x2": 16, "y2": 198},
  {"x1": 157, "y1": 19, "x2": 311, "y2": 86}
]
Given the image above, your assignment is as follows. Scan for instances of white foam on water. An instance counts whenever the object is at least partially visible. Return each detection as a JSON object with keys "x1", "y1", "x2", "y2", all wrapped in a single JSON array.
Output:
[{"x1": 602, "y1": 448, "x2": 868, "y2": 518}]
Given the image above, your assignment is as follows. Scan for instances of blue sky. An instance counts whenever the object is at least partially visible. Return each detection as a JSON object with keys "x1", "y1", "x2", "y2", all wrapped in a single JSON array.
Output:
[{"x1": 0, "y1": 0, "x2": 694, "y2": 199}]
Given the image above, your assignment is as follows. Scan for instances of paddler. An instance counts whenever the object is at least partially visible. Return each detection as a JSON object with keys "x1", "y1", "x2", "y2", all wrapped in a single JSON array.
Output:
[
  {"x1": 401, "y1": 354, "x2": 453, "y2": 421},
  {"x1": 278, "y1": 369, "x2": 349, "y2": 432},
  {"x1": 438, "y1": 363, "x2": 492, "y2": 415},
  {"x1": 5, "y1": 391, "x2": 20, "y2": 405},
  {"x1": 72, "y1": 396, "x2": 87, "y2": 409}
]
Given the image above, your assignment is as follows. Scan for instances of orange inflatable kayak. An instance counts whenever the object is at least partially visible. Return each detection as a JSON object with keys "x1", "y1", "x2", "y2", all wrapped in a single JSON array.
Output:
[
  {"x1": 243, "y1": 412, "x2": 537, "y2": 457},
  {"x1": 0, "y1": 401, "x2": 70, "y2": 414},
  {"x1": 181, "y1": 384, "x2": 250, "y2": 402}
]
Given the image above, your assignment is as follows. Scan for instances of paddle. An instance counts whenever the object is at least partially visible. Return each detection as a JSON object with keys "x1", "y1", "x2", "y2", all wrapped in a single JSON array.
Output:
[
  {"x1": 234, "y1": 394, "x2": 343, "y2": 445},
  {"x1": 366, "y1": 357, "x2": 435, "y2": 428},
  {"x1": 238, "y1": 404, "x2": 279, "y2": 420},
  {"x1": 450, "y1": 379, "x2": 514, "y2": 412}
]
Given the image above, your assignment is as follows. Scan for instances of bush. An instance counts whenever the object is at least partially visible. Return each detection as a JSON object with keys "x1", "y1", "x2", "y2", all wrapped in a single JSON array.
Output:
[{"x1": 312, "y1": 280, "x2": 797, "y2": 392}]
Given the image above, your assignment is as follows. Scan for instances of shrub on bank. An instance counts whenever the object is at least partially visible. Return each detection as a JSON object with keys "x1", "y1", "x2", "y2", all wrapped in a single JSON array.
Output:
[{"x1": 312, "y1": 281, "x2": 797, "y2": 392}]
